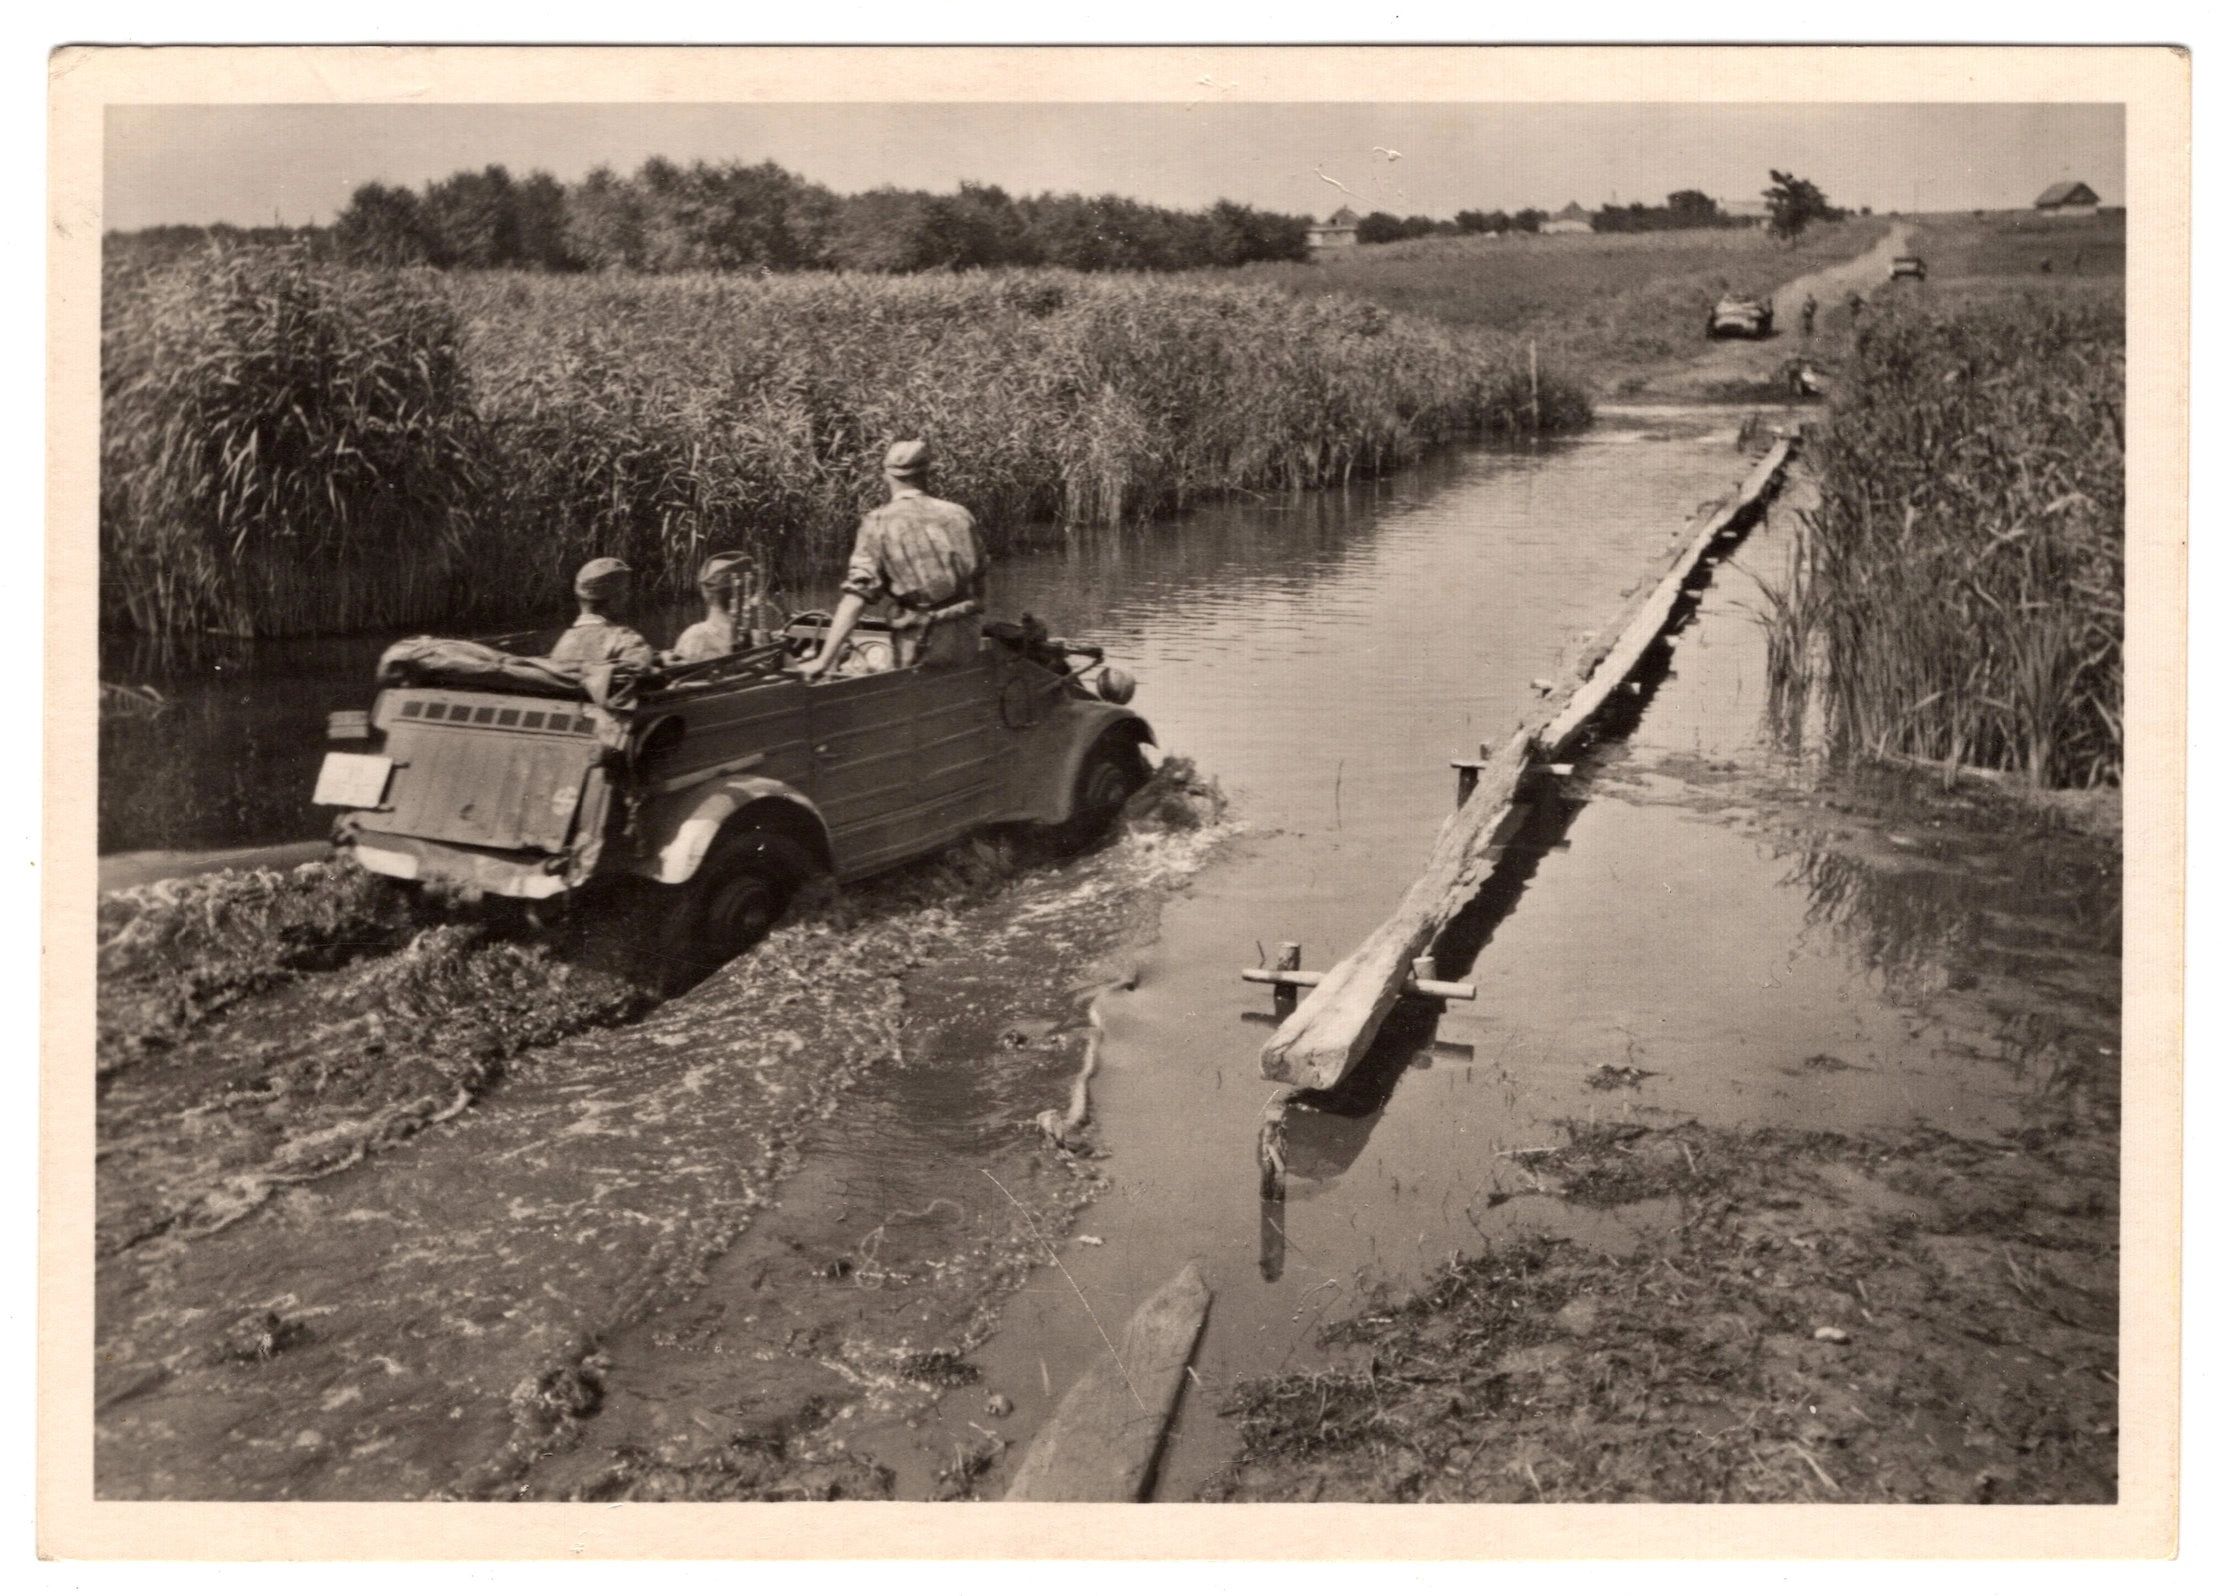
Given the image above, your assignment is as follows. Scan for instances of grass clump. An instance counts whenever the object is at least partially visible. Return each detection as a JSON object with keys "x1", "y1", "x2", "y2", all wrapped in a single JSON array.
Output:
[
  {"x1": 102, "y1": 247, "x2": 1589, "y2": 637},
  {"x1": 1762, "y1": 287, "x2": 2123, "y2": 787}
]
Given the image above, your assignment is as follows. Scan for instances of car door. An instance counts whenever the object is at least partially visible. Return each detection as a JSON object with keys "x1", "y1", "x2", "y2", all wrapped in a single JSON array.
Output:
[
  {"x1": 899, "y1": 649, "x2": 1007, "y2": 846},
  {"x1": 803, "y1": 667, "x2": 922, "y2": 877},
  {"x1": 804, "y1": 652, "x2": 1008, "y2": 878}
]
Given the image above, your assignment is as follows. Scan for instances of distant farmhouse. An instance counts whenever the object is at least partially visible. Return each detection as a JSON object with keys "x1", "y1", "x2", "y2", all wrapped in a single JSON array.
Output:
[
  {"x1": 1541, "y1": 202, "x2": 1593, "y2": 236},
  {"x1": 2034, "y1": 180, "x2": 2102, "y2": 218},
  {"x1": 1719, "y1": 198, "x2": 1771, "y2": 227},
  {"x1": 1306, "y1": 206, "x2": 1360, "y2": 252}
]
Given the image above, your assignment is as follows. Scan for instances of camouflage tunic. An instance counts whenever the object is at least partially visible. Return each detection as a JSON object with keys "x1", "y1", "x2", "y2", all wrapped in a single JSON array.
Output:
[
  {"x1": 840, "y1": 488, "x2": 986, "y2": 630},
  {"x1": 666, "y1": 614, "x2": 737, "y2": 664},
  {"x1": 547, "y1": 612, "x2": 654, "y2": 672}
]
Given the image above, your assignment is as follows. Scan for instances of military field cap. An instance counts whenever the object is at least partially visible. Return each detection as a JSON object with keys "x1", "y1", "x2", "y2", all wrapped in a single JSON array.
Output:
[
  {"x1": 698, "y1": 549, "x2": 753, "y2": 586},
  {"x1": 574, "y1": 556, "x2": 634, "y2": 597},
  {"x1": 883, "y1": 438, "x2": 933, "y2": 478}
]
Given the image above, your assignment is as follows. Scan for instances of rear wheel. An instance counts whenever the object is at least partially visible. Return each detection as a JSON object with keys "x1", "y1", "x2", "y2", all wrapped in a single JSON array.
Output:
[
  {"x1": 657, "y1": 829, "x2": 815, "y2": 992},
  {"x1": 1050, "y1": 735, "x2": 1149, "y2": 853}
]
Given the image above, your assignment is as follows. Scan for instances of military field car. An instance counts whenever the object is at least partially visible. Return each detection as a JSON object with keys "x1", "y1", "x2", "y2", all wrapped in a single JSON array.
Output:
[
  {"x1": 313, "y1": 612, "x2": 1155, "y2": 985},
  {"x1": 1890, "y1": 255, "x2": 1928, "y2": 281},
  {"x1": 1705, "y1": 293, "x2": 1775, "y2": 340}
]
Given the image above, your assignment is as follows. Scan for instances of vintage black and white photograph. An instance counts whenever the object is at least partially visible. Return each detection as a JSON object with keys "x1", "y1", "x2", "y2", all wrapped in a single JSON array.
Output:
[{"x1": 45, "y1": 44, "x2": 2185, "y2": 1552}]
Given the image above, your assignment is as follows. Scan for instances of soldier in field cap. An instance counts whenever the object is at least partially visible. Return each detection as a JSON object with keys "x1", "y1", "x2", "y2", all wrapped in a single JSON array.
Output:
[
  {"x1": 666, "y1": 550, "x2": 762, "y2": 664},
  {"x1": 548, "y1": 556, "x2": 654, "y2": 672},
  {"x1": 801, "y1": 438, "x2": 987, "y2": 678}
]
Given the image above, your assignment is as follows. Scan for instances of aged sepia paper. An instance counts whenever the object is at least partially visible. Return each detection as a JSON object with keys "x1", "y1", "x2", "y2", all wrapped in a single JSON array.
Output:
[{"x1": 44, "y1": 43, "x2": 2187, "y2": 1559}]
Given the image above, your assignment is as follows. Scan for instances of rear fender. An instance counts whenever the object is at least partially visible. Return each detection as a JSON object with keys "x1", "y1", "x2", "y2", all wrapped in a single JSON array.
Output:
[
  {"x1": 1019, "y1": 705, "x2": 1157, "y2": 826},
  {"x1": 629, "y1": 776, "x2": 833, "y2": 885}
]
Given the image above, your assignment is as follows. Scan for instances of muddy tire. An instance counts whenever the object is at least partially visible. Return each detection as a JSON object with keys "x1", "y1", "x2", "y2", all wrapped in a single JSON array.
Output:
[
  {"x1": 1048, "y1": 735, "x2": 1149, "y2": 854},
  {"x1": 656, "y1": 829, "x2": 814, "y2": 992}
]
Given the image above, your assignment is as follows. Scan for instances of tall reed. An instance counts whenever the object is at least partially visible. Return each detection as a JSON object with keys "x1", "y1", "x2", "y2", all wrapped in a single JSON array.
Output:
[
  {"x1": 101, "y1": 244, "x2": 483, "y2": 636},
  {"x1": 102, "y1": 248, "x2": 1590, "y2": 636},
  {"x1": 1761, "y1": 289, "x2": 2124, "y2": 787}
]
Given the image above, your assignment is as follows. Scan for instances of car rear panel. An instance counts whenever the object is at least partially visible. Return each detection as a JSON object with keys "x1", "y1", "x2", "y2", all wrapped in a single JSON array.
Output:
[{"x1": 372, "y1": 690, "x2": 606, "y2": 853}]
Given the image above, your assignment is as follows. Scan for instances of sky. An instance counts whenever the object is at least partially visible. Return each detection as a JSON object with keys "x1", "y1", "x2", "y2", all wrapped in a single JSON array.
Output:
[{"x1": 104, "y1": 101, "x2": 2126, "y2": 229}]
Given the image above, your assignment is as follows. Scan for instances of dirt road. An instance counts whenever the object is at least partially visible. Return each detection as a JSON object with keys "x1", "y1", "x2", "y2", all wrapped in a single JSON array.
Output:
[{"x1": 1624, "y1": 222, "x2": 1910, "y2": 400}]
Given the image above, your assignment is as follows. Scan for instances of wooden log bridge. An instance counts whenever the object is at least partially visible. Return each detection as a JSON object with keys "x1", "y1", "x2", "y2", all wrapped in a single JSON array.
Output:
[{"x1": 1257, "y1": 433, "x2": 1798, "y2": 1092}]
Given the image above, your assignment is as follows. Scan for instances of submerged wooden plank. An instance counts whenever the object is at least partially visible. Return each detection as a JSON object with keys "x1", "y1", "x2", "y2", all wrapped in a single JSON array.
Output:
[
  {"x1": 1003, "y1": 1262, "x2": 1211, "y2": 1502},
  {"x1": 1540, "y1": 436, "x2": 1793, "y2": 756},
  {"x1": 1259, "y1": 435, "x2": 1796, "y2": 1092}
]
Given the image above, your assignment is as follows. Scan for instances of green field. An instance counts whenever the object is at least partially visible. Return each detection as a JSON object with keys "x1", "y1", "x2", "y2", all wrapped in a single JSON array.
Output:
[
  {"x1": 1217, "y1": 219, "x2": 1889, "y2": 379},
  {"x1": 1901, "y1": 208, "x2": 2124, "y2": 289}
]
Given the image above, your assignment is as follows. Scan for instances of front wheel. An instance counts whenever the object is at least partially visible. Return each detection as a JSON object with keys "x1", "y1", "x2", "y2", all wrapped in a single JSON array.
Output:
[
  {"x1": 1048, "y1": 736, "x2": 1149, "y2": 853},
  {"x1": 657, "y1": 829, "x2": 815, "y2": 992}
]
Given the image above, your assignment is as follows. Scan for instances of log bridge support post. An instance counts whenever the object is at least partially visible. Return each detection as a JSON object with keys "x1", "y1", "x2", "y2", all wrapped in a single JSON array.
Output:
[{"x1": 1250, "y1": 433, "x2": 1799, "y2": 1093}]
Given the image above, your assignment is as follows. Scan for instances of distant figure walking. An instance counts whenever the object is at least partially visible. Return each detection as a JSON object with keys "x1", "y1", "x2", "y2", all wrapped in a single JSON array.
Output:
[
  {"x1": 802, "y1": 439, "x2": 987, "y2": 678},
  {"x1": 1800, "y1": 294, "x2": 1818, "y2": 336},
  {"x1": 549, "y1": 557, "x2": 654, "y2": 672}
]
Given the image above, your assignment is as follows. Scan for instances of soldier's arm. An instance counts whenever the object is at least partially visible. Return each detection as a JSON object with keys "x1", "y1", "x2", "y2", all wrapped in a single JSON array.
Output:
[{"x1": 806, "y1": 518, "x2": 884, "y2": 677}]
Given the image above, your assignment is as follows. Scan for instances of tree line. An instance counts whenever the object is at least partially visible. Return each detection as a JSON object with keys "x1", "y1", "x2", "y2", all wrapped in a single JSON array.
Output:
[
  {"x1": 1352, "y1": 190, "x2": 1768, "y2": 244},
  {"x1": 1349, "y1": 179, "x2": 1857, "y2": 247},
  {"x1": 323, "y1": 158, "x2": 1312, "y2": 274}
]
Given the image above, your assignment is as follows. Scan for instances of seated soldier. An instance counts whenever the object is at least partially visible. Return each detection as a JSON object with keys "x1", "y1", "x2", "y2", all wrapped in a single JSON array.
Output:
[
  {"x1": 549, "y1": 557, "x2": 654, "y2": 672},
  {"x1": 665, "y1": 551, "x2": 758, "y2": 665}
]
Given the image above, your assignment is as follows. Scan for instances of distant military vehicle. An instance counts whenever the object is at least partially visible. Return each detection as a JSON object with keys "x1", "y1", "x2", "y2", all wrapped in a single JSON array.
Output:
[
  {"x1": 314, "y1": 611, "x2": 1154, "y2": 987},
  {"x1": 1890, "y1": 255, "x2": 1928, "y2": 280},
  {"x1": 1705, "y1": 293, "x2": 1775, "y2": 339}
]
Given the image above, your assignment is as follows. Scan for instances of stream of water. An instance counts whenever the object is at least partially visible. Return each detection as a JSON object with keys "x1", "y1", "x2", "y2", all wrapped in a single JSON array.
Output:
[{"x1": 110, "y1": 399, "x2": 2077, "y2": 1500}]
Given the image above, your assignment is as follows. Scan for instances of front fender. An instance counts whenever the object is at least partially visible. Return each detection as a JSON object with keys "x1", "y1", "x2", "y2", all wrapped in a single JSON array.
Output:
[
  {"x1": 1015, "y1": 703, "x2": 1158, "y2": 826},
  {"x1": 627, "y1": 775, "x2": 831, "y2": 885}
]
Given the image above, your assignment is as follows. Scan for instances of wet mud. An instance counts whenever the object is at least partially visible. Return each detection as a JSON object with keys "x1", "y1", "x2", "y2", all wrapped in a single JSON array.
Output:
[{"x1": 94, "y1": 766, "x2": 1231, "y2": 1500}]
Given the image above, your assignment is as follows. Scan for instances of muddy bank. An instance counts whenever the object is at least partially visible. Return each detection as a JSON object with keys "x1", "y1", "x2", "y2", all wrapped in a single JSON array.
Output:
[
  {"x1": 94, "y1": 765, "x2": 1230, "y2": 1499},
  {"x1": 1205, "y1": 1113, "x2": 2116, "y2": 1504}
]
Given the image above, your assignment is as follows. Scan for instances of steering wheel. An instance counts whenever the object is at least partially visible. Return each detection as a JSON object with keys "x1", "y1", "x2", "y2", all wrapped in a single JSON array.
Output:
[{"x1": 781, "y1": 608, "x2": 835, "y2": 659}]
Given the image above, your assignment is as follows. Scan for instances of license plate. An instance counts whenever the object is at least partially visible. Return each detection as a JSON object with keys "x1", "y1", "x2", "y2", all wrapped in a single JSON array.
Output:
[{"x1": 313, "y1": 752, "x2": 395, "y2": 809}]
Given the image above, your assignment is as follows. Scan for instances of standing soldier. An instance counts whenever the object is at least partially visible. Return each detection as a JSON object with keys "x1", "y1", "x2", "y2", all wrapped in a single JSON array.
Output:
[
  {"x1": 802, "y1": 439, "x2": 986, "y2": 678},
  {"x1": 1800, "y1": 294, "x2": 1818, "y2": 337},
  {"x1": 549, "y1": 557, "x2": 654, "y2": 671}
]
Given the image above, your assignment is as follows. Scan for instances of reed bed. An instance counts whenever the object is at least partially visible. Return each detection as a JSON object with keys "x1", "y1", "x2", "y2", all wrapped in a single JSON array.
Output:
[
  {"x1": 102, "y1": 245, "x2": 1589, "y2": 636},
  {"x1": 1762, "y1": 288, "x2": 2124, "y2": 787},
  {"x1": 101, "y1": 247, "x2": 485, "y2": 637}
]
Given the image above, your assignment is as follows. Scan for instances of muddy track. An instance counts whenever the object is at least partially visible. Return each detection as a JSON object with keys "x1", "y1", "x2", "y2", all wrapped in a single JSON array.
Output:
[
  {"x1": 1616, "y1": 223, "x2": 1910, "y2": 401},
  {"x1": 94, "y1": 770, "x2": 1231, "y2": 1499}
]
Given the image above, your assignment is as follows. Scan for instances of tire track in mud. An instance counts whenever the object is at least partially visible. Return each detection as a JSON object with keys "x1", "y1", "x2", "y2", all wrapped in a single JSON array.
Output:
[{"x1": 95, "y1": 767, "x2": 1232, "y2": 1500}]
